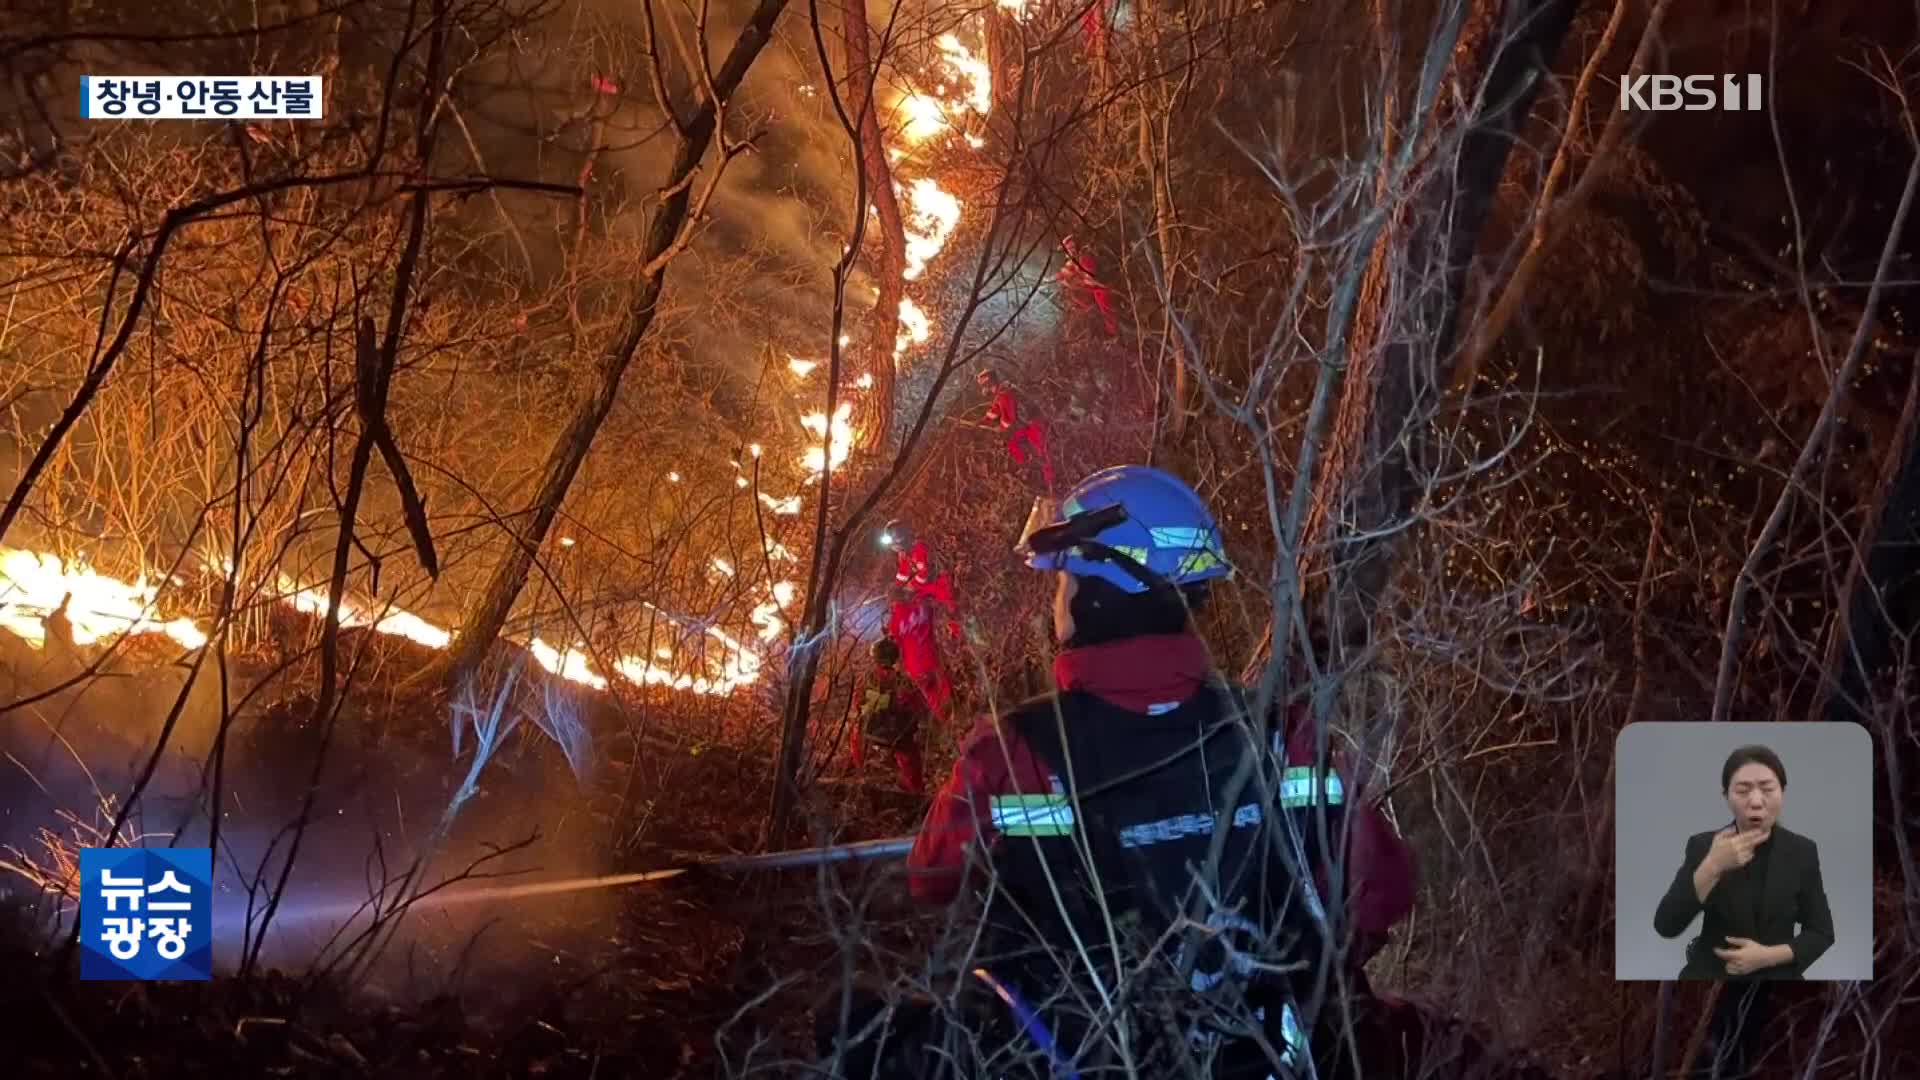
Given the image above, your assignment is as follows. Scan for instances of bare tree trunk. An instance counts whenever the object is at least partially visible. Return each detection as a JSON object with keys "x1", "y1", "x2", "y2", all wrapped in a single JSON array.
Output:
[
  {"x1": 1571, "y1": 508, "x2": 1660, "y2": 949},
  {"x1": 436, "y1": 0, "x2": 791, "y2": 685},
  {"x1": 249, "y1": 0, "x2": 459, "y2": 962},
  {"x1": 1142, "y1": 84, "x2": 1189, "y2": 449},
  {"x1": 1448, "y1": 0, "x2": 1667, "y2": 395},
  {"x1": 1818, "y1": 353, "x2": 1920, "y2": 725},
  {"x1": 1709, "y1": 150, "x2": 1920, "y2": 722},
  {"x1": 985, "y1": 11, "x2": 1023, "y2": 117},
  {"x1": 1246, "y1": 0, "x2": 1578, "y2": 681},
  {"x1": 1817, "y1": 346, "x2": 1920, "y2": 943},
  {"x1": 843, "y1": 3, "x2": 906, "y2": 450}
]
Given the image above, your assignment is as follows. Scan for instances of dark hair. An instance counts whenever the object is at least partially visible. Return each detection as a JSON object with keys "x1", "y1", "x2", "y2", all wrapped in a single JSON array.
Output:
[
  {"x1": 871, "y1": 638, "x2": 901, "y2": 666},
  {"x1": 1721, "y1": 745, "x2": 1787, "y2": 792},
  {"x1": 1064, "y1": 574, "x2": 1210, "y2": 648}
]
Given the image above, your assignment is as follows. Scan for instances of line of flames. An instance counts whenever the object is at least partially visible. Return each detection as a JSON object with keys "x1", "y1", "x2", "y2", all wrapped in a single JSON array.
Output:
[
  {"x1": 791, "y1": 15, "x2": 992, "y2": 472},
  {"x1": 0, "y1": 547, "x2": 772, "y2": 697},
  {"x1": 0, "y1": 19, "x2": 1007, "y2": 702}
]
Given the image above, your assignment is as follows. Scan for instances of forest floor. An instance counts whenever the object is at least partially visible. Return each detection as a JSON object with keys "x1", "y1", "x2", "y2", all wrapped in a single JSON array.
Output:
[
  {"x1": 3, "y1": 626, "x2": 1915, "y2": 1079},
  {"x1": 0, "y1": 624, "x2": 946, "y2": 1079}
]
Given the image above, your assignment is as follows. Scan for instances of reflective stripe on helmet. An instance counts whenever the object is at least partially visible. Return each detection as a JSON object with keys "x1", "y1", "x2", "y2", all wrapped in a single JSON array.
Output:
[{"x1": 1147, "y1": 525, "x2": 1218, "y2": 550}]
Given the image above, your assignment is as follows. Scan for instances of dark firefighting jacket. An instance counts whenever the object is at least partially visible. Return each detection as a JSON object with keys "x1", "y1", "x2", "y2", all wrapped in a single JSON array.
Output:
[{"x1": 905, "y1": 634, "x2": 1412, "y2": 1076}]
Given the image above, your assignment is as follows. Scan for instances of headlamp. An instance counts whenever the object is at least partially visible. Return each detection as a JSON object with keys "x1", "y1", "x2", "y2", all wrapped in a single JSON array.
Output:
[{"x1": 1015, "y1": 497, "x2": 1166, "y2": 592}]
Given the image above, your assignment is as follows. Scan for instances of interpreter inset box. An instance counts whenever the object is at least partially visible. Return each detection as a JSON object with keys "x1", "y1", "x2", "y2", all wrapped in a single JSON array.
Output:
[{"x1": 1613, "y1": 722, "x2": 1872, "y2": 981}]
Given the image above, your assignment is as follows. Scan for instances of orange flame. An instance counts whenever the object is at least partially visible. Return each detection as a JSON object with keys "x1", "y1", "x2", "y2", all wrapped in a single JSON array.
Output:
[
  {"x1": 0, "y1": 19, "x2": 999, "y2": 701},
  {"x1": 759, "y1": 492, "x2": 803, "y2": 516},
  {"x1": 799, "y1": 401, "x2": 856, "y2": 475},
  {"x1": 901, "y1": 179, "x2": 961, "y2": 281},
  {"x1": 0, "y1": 548, "x2": 206, "y2": 650},
  {"x1": 895, "y1": 297, "x2": 931, "y2": 358},
  {"x1": 894, "y1": 92, "x2": 950, "y2": 143},
  {"x1": 936, "y1": 34, "x2": 992, "y2": 116},
  {"x1": 0, "y1": 547, "x2": 764, "y2": 698}
]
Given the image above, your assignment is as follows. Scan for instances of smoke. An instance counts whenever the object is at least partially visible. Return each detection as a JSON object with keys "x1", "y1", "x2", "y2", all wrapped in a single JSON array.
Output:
[
  {"x1": 445, "y1": 0, "x2": 866, "y2": 430},
  {"x1": 0, "y1": 632, "x2": 620, "y2": 1004}
]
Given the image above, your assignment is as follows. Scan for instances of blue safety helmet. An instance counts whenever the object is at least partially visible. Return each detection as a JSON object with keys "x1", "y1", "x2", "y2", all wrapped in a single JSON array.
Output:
[{"x1": 1016, "y1": 465, "x2": 1233, "y2": 594}]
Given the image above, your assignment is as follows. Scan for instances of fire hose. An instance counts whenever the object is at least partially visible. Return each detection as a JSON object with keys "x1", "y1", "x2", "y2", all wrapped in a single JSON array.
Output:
[
  {"x1": 431, "y1": 834, "x2": 1083, "y2": 1078},
  {"x1": 397, "y1": 835, "x2": 916, "y2": 912},
  {"x1": 652, "y1": 834, "x2": 915, "y2": 882}
]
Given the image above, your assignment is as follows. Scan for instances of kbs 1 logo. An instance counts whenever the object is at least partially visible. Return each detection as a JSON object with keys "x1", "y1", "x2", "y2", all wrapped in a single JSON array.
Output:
[
  {"x1": 78, "y1": 847, "x2": 214, "y2": 981},
  {"x1": 1620, "y1": 74, "x2": 1765, "y2": 112}
]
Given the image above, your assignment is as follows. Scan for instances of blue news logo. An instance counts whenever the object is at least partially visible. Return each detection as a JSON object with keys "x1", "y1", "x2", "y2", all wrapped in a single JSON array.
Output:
[{"x1": 78, "y1": 847, "x2": 213, "y2": 981}]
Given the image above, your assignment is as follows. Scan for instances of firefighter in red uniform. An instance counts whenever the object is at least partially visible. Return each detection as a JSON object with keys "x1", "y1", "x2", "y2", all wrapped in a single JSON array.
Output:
[
  {"x1": 820, "y1": 466, "x2": 1418, "y2": 1078},
  {"x1": 1056, "y1": 235, "x2": 1118, "y2": 336},
  {"x1": 851, "y1": 637, "x2": 929, "y2": 793},
  {"x1": 976, "y1": 369, "x2": 1054, "y2": 489},
  {"x1": 881, "y1": 522, "x2": 959, "y2": 721}
]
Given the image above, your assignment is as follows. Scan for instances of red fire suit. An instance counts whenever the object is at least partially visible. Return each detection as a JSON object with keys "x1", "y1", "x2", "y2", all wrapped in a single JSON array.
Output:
[
  {"x1": 985, "y1": 386, "x2": 1054, "y2": 488},
  {"x1": 888, "y1": 580, "x2": 958, "y2": 717},
  {"x1": 1057, "y1": 237, "x2": 1118, "y2": 336}
]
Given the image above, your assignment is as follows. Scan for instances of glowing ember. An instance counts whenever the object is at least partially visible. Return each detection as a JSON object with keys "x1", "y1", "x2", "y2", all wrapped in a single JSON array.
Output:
[
  {"x1": 711, "y1": 557, "x2": 736, "y2": 577},
  {"x1": 788, "y1": 358, "x2": 819, "y2": 377},
  {"x1": 0, "y1": 548, "x2": 206, "y2": 650},
  {"x1": 799, "y1": 401, "x2": 856, "y2": 475},
  {"x1": 759, "y1": 492, "x2": 803, "y2": 515},
  {"x1": 855, "y1": 373, "x2": 875, "y2": 389},
  {"x1": 895, "y1": 296, "x2": 931, "y2": 357},
  {"x1": 901, "y1": 178, "x2": 962, "y2": 280}
]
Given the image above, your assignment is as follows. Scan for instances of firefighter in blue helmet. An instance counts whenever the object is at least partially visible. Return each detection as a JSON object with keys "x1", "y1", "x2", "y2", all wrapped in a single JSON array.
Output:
[{"x1": 821, "y1": 466, "x2": 1346, "y2": 1079}]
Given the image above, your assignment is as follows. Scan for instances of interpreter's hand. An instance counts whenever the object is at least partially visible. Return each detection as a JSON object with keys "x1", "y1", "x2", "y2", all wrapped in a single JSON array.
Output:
[
  {"x1": 1714, "y1": 936, "x2": 1780, "y2": 977},
  {"x1": 1706, "y1": 826, "x2": 1764, "y2": 875}
]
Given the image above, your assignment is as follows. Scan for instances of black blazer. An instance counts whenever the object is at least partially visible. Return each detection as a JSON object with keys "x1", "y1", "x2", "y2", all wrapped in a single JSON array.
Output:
[{"x1": 1653, "y1": 823, "x2": 1834, "y2": 980}]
